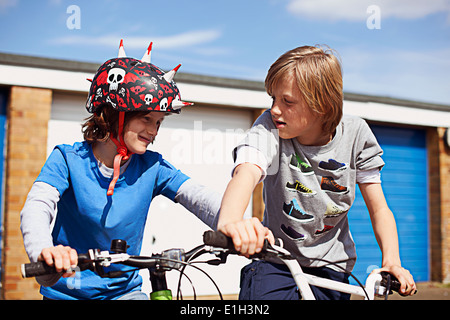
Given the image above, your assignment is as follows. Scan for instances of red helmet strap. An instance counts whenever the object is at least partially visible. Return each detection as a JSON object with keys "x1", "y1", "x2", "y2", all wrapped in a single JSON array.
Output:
[{"x1": 107, "y1": 111, "x2": 133, "y2": 196}]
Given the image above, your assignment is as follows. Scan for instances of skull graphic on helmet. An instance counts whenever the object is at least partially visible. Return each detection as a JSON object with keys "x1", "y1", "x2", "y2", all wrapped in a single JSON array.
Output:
[{"x1": 107, "y1": 68, "x2": 126, "y2": 91}]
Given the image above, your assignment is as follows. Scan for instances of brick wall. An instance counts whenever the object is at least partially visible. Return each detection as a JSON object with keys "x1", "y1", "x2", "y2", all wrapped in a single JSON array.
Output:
[
  {"x1": 428, "y1": 127, "x2": 450, "y2": 283},
  {"x1": 2, "y1": 86, "x2": 52, "y2": 299},
  {"x1": 428, "y1": 128, "x2": 442, "y2": 282},
  {"x1": 437, "y1": 127, "x2": 450, "y2": 283}
]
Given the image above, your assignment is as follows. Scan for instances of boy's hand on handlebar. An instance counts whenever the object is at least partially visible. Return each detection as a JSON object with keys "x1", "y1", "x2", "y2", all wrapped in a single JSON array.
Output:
[
  {"x1": 39, "y1": 245, "x2": 78, "y2": 277},
  {"x1": 218, "y1": 217, "x2": 274, "y2": 257},
  {"x1": 371, "y1": 264, "x2": 416, "y2": 296}
]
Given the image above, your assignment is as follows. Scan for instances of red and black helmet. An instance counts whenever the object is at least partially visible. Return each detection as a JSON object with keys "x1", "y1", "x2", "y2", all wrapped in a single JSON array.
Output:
[
  {"x1": 86, "y1": 40, "x2": 192, "y2": 196},
  {"x1": 86, "y1": 39, "x2": 191, "y2": 114}
]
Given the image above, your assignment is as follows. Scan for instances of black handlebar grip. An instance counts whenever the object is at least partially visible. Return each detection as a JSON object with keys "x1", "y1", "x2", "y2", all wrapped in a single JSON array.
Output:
[
  {"x1": 203, "y1": 231, "x2": 236, "y2": 250},
  {"x1": 203, "y1": 230, "x2": 282, "y2": 251},
  {"x1": 380, "y1": 271, "x2": 417, "y2": 296},
  {"x1": 21, "y1": 261, "x2": 59, "y2": 278},
  {"x1": 389, "y1": 275, "x2": 402, "y2": 292}
]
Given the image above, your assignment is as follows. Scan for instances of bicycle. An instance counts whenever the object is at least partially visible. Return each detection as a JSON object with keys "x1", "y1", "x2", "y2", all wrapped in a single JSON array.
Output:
[{"x1": 21, "y1": 231, "x2": 414, "y2": 300}]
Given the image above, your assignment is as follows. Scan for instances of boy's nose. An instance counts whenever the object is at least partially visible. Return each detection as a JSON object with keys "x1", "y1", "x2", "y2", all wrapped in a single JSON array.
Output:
[
  {"x1": 270, "y1": 104, "x2": 281, "y2": 116},
  {"x1": 147, "y1": 124, "x2": 158, "y2": 136}
]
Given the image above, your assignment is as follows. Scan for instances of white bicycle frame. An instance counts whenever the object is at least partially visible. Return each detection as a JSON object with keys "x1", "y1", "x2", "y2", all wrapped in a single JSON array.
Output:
[{"x1": 273, "y1": 244, "x2": 383, "y2": 300}]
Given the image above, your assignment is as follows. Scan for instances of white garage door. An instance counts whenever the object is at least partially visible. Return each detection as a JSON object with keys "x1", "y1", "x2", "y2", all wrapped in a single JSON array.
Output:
[{"x1": 49, "y1": 91, "x2": 253, "y2": 298}]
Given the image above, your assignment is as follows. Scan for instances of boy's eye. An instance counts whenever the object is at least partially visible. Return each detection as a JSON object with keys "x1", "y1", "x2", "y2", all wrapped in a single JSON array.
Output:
[{"x1": 283, "y1": 97, "x2": 294, "y2": 104}]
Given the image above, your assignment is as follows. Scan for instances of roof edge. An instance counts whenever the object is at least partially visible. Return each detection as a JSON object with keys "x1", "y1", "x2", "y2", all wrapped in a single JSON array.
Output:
[{"x1": 0, "y1": 52, "x2": 448, "y2": 111}]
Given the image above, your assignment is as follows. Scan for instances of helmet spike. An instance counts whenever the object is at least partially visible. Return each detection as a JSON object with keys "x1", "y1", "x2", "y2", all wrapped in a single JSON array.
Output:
[
  {"x1": 118, "y1": 39, "x2": 127, "y2": 58},
  {"x1": 171, "y1": 97, "x2": 193, "y2": 110},
  {"x1": 141, "y1": 42, "x2": 153, "y2": 63},
  {"x1": 163, "y1": 64, "x2": 181, "y2": 83}
]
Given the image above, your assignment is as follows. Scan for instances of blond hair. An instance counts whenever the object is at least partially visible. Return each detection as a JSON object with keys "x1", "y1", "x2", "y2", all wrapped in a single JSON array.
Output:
[{"x1": 265, "y1": 45, "x2": 343, "y2": 135}]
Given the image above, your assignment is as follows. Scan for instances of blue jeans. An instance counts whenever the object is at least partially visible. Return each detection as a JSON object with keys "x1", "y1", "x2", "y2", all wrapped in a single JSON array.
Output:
[{"x1": 239, "y1": 260, "x2": 351, "y2": 300}]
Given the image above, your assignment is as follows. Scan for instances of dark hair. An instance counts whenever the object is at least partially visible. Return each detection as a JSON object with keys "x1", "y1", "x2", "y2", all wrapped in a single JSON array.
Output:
[{"x1": 82, "y1": 104, "x2": 150, "y2": 144}]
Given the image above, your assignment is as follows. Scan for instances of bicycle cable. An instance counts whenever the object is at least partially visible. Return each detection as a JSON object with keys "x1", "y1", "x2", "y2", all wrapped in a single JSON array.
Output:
[
  {"x1": 91, "y1": 252, "x2": 222, "y2": 300},
  {"x1": 177, "y1": 245, "x2": 206, "y2": 300},
  {"x1": 156, "y1": 256, "x2": 224, "y2": 300},
  {"x1": 169, "y1": 267, "x2": 196, "y2": 300},
  {"x1": 384, "y1": 272, "x2": 391, "y2": 300}
]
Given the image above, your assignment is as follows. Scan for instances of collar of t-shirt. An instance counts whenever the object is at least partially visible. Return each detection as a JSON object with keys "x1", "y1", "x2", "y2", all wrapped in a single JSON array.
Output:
[{"x1": 96, "y1": 156, "x2": 132, "y2": 179}]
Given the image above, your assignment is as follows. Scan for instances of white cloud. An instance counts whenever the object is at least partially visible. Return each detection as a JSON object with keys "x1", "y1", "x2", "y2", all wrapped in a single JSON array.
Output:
[
  {"x1": 287, "y1": 0, "x2": 450, "y2": 21},
  {"x1": 50, "y1": 29, "x2": 222, "y2": 50}
]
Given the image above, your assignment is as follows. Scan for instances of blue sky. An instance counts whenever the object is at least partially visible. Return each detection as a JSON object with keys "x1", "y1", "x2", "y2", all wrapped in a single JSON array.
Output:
[{"x1": 0, "y1": 0, "x2": 449, "y2": 105}]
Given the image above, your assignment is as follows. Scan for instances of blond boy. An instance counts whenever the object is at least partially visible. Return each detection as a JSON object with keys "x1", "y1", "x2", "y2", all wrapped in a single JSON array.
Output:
[{"x1": 218, "y1": 46, "x2": 416, "y2": 300}]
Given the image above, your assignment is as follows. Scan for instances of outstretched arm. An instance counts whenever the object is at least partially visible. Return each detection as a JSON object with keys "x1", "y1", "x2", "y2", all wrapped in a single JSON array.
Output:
[
  {"x1": 359, "y1": 182, "x2": 416, "y2": 296},
  {"x1": 174, "y1": 179, "x2": 222, "y2": 230},
  {"x1": 217, "y1": 163, "x2": 273, "y2": 256}
]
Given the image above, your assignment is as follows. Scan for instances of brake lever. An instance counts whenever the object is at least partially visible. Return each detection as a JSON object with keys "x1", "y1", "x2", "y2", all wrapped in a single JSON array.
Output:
[
  {"x1": 379, "y1": 271, "x2": 417, "y2": 297},
  {"x1": 206, "y1": 250, "x2": 230, "y2": 266},
  {"x1": 260, "y1": 238, "x2": 295, "y2": 260},
  {"x1": 205, "y1": 237, "x2": 292, "y2": 262},
  {"x1": 89, "y1": 249, "x2": 130, "y2": 267},
  {"x1": 244, "y1": 239, "x2": 294, "y2": 260},
  {"x1": 84, "y1": 249, "x2": 132, "y2": 278}
]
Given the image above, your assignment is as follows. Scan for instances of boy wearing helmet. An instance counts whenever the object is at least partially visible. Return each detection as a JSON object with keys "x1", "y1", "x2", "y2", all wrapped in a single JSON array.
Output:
[{"x1": 20, "y1": 40, "x2": 220, "y2": 300}]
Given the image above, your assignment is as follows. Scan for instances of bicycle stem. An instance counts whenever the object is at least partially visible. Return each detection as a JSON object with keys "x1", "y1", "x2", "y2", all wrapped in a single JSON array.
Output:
[{"x1": 150, "y1": 268, "x2": 172, "y2": 300}]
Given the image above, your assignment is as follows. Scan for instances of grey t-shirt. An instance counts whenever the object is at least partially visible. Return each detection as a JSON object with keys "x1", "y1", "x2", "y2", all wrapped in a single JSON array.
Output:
[{"x1": 234, "y1": 110, "x2": 385, "y2": 272}]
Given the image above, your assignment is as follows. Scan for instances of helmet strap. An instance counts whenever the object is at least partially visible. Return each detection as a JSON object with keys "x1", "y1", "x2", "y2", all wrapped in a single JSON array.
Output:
[{"x1": 107, "y1": 111, "x2": 133, "y2": 196}]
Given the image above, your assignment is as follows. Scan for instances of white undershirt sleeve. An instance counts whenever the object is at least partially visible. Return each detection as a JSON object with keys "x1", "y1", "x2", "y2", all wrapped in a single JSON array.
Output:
[
  {"x1": 356, "y1": 167, "x2": 381, "y2": 184},
  {"x1": 232, "y1": 145, "x2": 268, "y2": 183},
  {"x1": 20, "y1": 181, "x2": 62, "y2": 286}
]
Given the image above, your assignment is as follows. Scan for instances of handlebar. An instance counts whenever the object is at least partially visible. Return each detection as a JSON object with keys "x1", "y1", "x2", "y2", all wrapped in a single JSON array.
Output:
[
  {"x1": 21, "y1": 240, "x2": 201, "y2": 279},
  {"x1": 203, "y1": 230, "x2": 285, "y2": 260},
  {"x1": 21, "y1": 230, "x2": 282, "y2": 279},
  {"x1": 21, "y1": 231, "x2": 413, "y2": 299},
  {"x1": 202, "y1": 231, "x2": 413, "y2": 298}
]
